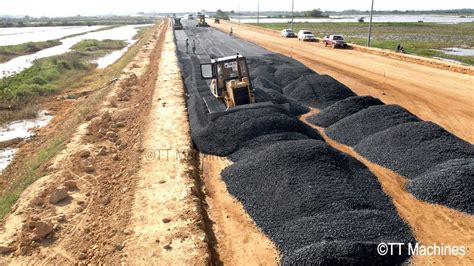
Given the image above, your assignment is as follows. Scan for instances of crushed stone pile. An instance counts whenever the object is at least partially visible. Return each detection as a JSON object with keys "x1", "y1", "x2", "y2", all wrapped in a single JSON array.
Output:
[
  {"x1": 187, "y1": 96, "x2": 321, "y2": 156},
  {"x1": 254, "y1": 88, "x2": 310, "y2": 116},
  {"x1": 274, "y1": 67, "x2": 315, "y2": 87},
  {"x1": 326, "y1": 105, "x2": 420, "y2": 146},
  {"x1": 282, "y1": 74, "x2": 356, "y2": 109},
  {"x1": 355, "y1": 121, "x2": 474, "y2": 179},
  {"x1": 253, "y1": 76, "x2": 283, "y2": 93},
  {"x1": 222, "y1": 139, "x2": 414, "y2": 264},
  {"x1": 308, "y1": 96, "x2": 384, "y2": 127},
  {"x1": 406, "y1": 158, "x2": 474, "y2": 214}
]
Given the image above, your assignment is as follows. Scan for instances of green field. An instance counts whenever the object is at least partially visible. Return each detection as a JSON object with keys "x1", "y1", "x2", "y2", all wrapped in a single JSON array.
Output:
[
  {"x1": 252, "y1": 22, "x2": 474, "y2": 65},
  {"x1": 0, "y1": 39, "x2": 127, "y2": 124},
  {"x1": 0, "y1": 40, "x2": 62, "y2": 63}
]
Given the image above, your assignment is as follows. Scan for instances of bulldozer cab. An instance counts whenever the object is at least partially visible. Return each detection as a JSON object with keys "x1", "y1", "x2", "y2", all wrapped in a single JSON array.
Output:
[{"x1": 201, "y1": 55, "x2": 255, "y2": 109}]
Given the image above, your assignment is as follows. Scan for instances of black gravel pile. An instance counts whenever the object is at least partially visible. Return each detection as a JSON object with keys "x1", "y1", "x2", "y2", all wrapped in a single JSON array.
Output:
[
  {"x1": 308, "y1": 96, "x2": 384, "y2": 127},
  {"x1": 407, "y1": 159, "x2": 474, "y2": 214},
  {"x1": 253, "y1": 76, "x2": 283, "y2": 92},
  {"x1": 274, "y1": 67, "x2": 315, "y2": 87},
  {"x1": 326, "y1": 105, "x2": 420, "y2": 146},
  {"x1": 282, "y1": 74, "x2": 356, "y2": 109},
  {"x1": 355, "y1": 121, "x2": 474, "y2": 179},
  {"x1": 228, "y1": 132, "x2": 312, "y2": 161},
  {"x1": 188, "y1": 97, "x2": 321, "y2": 156},
  {"x1": 255, "y1": 88, "x2": 310, "y2": 116},
  {"x1": 222, "y1": 139, "x2": 414, "y2": 264}
]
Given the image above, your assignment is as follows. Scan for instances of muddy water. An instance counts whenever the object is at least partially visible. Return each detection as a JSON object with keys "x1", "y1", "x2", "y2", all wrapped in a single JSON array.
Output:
[
  {"x1": 0, "y1": 111, "x2": 53, "y2": 173},
  {"x1": 440, "y1": 47, "x2": 474, "y2": 56},
  {"x1": 0, "y1": 25, "x2": 151, "y2": 77},
  {"x1": 0, "y1": 26, "x2": 106, "y2": 45}
]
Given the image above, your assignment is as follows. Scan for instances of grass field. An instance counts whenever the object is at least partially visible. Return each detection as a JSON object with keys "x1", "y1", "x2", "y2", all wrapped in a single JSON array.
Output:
[
  {"x1": 252, "y1": 22, "x2": 474, "y2": 65},
  {"x1": 0, "y1": 39, "x2": 127, "y2": 124},
  {"x1": 0, "y1": 40, "x2": 62, "y2": 63}
]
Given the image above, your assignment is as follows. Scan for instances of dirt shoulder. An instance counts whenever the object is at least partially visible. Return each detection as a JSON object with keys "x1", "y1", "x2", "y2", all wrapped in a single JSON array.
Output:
[
  {"x1": 213, "y1": 21, "x2": 474, "y2": 143},
  {"x1": 0, "y1": 21, "x2": 167, "y2": 264},
  {"x1": 122, "y1": 27, "x2": 209, "y2": 264}
]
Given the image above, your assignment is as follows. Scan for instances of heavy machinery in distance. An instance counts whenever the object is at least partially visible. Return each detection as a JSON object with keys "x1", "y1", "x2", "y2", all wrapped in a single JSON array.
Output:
[
  {"x1": 196, "y1": 15, "x2": 209, "y2": 27},
  {"x1": 173, "y1": 18, "x2": 183, "y2": 30},
  {"x1": 201, "y1": 54, "x2": 256, "y2": 113}
]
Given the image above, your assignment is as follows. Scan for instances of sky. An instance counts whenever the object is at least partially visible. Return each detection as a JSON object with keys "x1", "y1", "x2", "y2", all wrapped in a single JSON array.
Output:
[{"x1": 2, "y1": 0, "x2": 474, "y2": 17}]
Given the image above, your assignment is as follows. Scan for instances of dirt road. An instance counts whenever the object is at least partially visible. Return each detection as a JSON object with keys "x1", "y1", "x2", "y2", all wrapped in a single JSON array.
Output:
[{"x1": 213, "y1": 21, "x2": 474, "y2": 143}]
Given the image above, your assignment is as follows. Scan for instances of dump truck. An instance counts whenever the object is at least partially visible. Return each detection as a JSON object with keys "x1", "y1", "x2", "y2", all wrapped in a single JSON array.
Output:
[
  {"x1": 200, "y1": 54, "x2": 256, "y2": 113},
  {"x1": 173, "y1": 18, "x2": 183, "y2": 30}
]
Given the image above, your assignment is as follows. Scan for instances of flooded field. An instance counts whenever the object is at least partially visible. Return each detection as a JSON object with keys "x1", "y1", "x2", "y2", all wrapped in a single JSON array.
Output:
[
  {"x1": 0, "y1": 25, "x2": 106, "y2": 45},
  {"x1": 0, "y1": 24, "x2": 151, "y2": 77},
  {"x1": 232, "y1": 14, "x2": 474, "y2": 24},
  {"x1": 440, "y1": 47, "x2": 474, "y2": 56},
  {"x1": 0, "y1": 110, "x2": 53, "y2": 172}
]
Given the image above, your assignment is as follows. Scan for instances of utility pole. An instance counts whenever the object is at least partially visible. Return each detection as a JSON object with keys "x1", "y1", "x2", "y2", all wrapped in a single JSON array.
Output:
[
  {"x1": 257, "y1": 0, "x2": 260, "y2": 24},
  {"x1": 291, "y1": 0, "x2": 294, "y2": 31},
  {"x1": 367, "y1": 0, "x2": 374, "y2": 47}
]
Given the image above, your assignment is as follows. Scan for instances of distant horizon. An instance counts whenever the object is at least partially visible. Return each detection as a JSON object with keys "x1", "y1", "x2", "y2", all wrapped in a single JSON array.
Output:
[
  {"x1": 1, "y1": 8, "x2": 474, "y2": 19},
  {"x1": 2, "y1": 0, "x2": 473, "y2": 18}
]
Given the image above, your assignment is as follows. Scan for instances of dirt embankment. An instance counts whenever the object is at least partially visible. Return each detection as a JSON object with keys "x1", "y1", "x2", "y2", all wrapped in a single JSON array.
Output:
[
  {"x1": 122, "y1": 28, "x2": 210, "y2": 264},
  {"x1": 0, "y1": 21, "x2": 168, "y2": 264},
  {"x1": 212, "y1": 21, "x2": 474, "y2": 144}
]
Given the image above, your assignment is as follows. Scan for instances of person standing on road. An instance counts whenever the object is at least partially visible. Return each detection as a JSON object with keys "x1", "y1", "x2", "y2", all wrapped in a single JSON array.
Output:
[
  {"x1": 192, "y1": 39, "x2": 196, "y2": 54},
  {"x1": 230, "y1": 27, "x2": 233, "y2": 36},
  {"x1": 185, "y1": 38, "x2": 189, "y2": 53}
]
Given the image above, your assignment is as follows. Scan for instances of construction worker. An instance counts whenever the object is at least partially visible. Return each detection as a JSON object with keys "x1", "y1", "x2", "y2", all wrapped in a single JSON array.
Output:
[
  {"x1": 185, "y1": 38, "x2": 189, "y2": 53},
  {"x1": 192, "y1": 39, "x2": 196, "y2": 54},
  {"x1": 230, "y1": 27, "x2": 233, "y2": 36}
]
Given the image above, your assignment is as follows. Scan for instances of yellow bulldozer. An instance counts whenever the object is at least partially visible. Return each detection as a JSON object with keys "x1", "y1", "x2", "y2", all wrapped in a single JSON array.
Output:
[
  {"x1": 196, "y1": 15, "x2": 209, "y2": 27},
  {"x1": 201, "y1": 54, "x2": 256, "y2": 112}
]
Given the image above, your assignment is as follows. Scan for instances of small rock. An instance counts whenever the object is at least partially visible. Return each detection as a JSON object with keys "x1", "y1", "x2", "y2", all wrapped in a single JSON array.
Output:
[
  {"x1": 78, "y1": 252, "x2": 87, "y2": 260},
  {"x1": 163, "y1": 243, "x2": 172, "y2": 250},
  {"x1": 162, "y1": 218, "x2": 171, "y2": 223},
  {"x1": 106, "y1": 131, "x2": 119, "y2": 142},
  {"x1": 112, "y1": 154, "x2": 120, "y2": 161},
  {"x1": 115, "y1": 243, "x2": 124, "y2": 251},
  {"x1": 0, "y1": 246, "x2": 13, "y2": 255},
  {"x1": 123, "y1": 229, "x2": 132, "y2": 235},
  {"x1": 159, "y1": 180, "x2": 166, "y2": 184},
  {"x1": 79, "y1": 150, "x2": 91, "y2": 158},
  {"x1": 101, "y1": 112, "x2": 111, "y2": 122},
  {"x1": 31, "y1": 221, "x2": 53, "y2": 240},
  {"x1": 101, "y1": 197, "x2": 110, "y2": 205},
  {"x1": 84, "y1": 165, "x2": 95, "y2": 173},
  {"x1": 98, "y1": 147, "x2": 108, "y2": 156},
  {"x1": 122, "y1": 187, "x2": 129, "y2": 193},
  {"x1": 116, "y1": 122, "x2": 126, "y2": 128},
  {"x1": 57, "y1": 214, "x2": 66, "y2": 222},
  {"x1": 64, "y1": 180, "x2": 77, "y2": 190},
  {"x1": 49, "y1": 186, "x2": 69, "y2": 204},
  {"x1": 31, "y1": 196, "x2": 43, "y2": 206}
]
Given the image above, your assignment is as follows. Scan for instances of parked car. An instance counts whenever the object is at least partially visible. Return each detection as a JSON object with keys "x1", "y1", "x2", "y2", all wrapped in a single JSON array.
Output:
[
  {"x1": 281, "y1": 29, "x2": 296, "y2": 38},
  {"x1": 323, "y1": 35, "x2": 348, "y2": 48},
  {"x1": 297, "y1": 30, "x2": 316, "y2": 42}
]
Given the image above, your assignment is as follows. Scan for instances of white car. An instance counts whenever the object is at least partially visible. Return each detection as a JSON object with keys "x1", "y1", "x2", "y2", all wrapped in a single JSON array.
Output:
[
  {"x1": 281, "y1": 29, "x2": 296, "y2": 38},
  {"x1": 297, "y1": 30, "x2": 316, "y2": 42}
]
